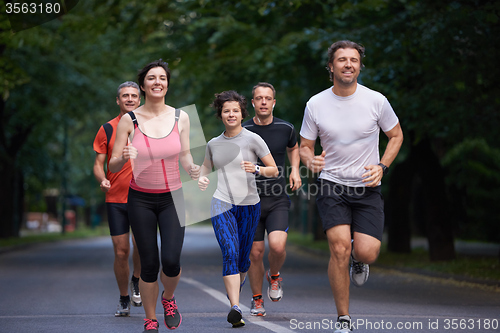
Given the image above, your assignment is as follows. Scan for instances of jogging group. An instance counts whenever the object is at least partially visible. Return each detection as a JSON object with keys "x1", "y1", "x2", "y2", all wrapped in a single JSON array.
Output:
[{"x1": 92, "y1": 40, "x2": 404, "y2": 333}]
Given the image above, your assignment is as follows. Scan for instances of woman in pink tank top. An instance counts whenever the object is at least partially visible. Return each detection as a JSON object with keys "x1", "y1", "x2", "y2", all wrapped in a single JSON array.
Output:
[{"x1": 109, "y1": 60, "x2": 200, "y2": 332}]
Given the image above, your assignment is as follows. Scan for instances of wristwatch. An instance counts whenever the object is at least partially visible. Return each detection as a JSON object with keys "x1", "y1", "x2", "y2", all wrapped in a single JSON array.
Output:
[
  {"x1": 254, "y1": 165, "x2": 260, "y2": 175},
  {"x1": 378, "y1": 163, "x2": 389, "y2": 176}
]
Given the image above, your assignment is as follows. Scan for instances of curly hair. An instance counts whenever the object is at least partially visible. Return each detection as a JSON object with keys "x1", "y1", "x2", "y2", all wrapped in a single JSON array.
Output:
[{"x1": 211, "y1": 90, "x2": 249, "y2": 120}]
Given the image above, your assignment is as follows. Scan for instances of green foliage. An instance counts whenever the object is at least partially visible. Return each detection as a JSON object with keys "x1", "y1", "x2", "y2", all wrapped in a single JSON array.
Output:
[
  {"x1": 358, "y1": 0, "x2": 500, "y2": 148},
  {"x1": 377, "y1": 247, "x2": 500, "y2": 283},
  {"x1": 1, "y1": 0, "x2": 500, "y2": 241},
  {"x1": 0, "y1": 224, "x2": 108, "y2": 248},
  {"x1": 288, "y1": 231, "x2": 500, "y2": 282},
  {"x1": 442, "y1": 139, "x2": 500, "y2": 242}
]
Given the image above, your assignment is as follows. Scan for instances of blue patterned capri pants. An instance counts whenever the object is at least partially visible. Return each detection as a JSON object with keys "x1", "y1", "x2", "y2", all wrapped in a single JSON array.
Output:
[{"x1": 210, "y1": 197, "x2": 261, "y2": 276}]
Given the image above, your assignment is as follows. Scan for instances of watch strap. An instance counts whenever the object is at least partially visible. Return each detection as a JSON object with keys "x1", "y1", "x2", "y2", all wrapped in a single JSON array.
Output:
[{"x1": 378, "y1": 163, "x2": 389, "y2": 175}]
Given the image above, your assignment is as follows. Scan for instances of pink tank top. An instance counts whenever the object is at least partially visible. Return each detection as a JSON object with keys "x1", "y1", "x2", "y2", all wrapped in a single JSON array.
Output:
[{"x1": 128, "y1": 110, "x2": 182, "y2": 193}]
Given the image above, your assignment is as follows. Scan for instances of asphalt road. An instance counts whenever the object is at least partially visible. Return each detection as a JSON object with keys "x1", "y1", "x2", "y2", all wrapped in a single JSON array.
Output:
[{"x1": 1, "y1": 225, "x2": 499, "y2": 333}]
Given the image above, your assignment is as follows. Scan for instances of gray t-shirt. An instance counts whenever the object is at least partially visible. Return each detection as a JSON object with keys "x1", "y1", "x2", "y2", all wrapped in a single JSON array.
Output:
[
  {"x1": 300, "y1": 84, "x2": 399, "y2": 187},
  {"x1": 205, "y1": 128, "x2": 271, "y2": 205}
]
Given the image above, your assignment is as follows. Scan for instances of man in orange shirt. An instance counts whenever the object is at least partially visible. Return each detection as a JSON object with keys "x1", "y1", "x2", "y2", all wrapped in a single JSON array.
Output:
[{"x1": 93, "y1": 81, "x2": 142, "y2": 316}]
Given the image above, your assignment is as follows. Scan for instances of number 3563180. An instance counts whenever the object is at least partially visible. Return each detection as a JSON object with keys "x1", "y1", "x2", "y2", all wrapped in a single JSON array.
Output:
[
  {"x1": 5, "y1": 2, "x2": 61, "y2": 14},
  {"x1": 444, "y1": 319, "x2": 499, "y2": 330}
]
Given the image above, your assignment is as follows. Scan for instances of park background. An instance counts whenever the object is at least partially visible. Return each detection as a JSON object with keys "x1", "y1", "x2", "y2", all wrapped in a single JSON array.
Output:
[{"x1": 1, "y1": 0, "x2": 499, "y2": 265}]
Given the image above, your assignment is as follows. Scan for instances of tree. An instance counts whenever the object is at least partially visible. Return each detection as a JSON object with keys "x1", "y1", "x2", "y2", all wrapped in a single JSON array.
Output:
[
  {"x1": 0, "y1": 1, "x2": 151, "y2": 237},
  {"x1": 2, "y1": 0, "x2": 499, "y2": 254}
]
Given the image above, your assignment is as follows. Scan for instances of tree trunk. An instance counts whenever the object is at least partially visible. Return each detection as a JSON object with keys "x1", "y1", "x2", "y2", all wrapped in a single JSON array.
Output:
[
  {"x1": 415, "y1": 139, "x2": 456, "y2": 261},
  {"x1": 386, "y1": 158, "x2": 414, "y2": 253},
  {"x1": 0, "y1": 158, "x2": 19, "y2": 238},
  {"x1": 0, "y1": 97, "x2": 28, "y2": 239}
]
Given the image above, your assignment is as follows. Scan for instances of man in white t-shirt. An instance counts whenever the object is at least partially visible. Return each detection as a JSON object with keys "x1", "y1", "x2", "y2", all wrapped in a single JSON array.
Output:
[{"x1": 299, "y1": 40, "x2": 403, "y2": 333}]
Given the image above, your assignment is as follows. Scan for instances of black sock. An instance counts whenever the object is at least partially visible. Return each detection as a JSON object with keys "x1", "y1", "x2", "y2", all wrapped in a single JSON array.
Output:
[
  {"x1": 131, "y1": 275, "x2": 139, "y2": 283},
  {"x1": 120, "y1": 295, "x2": 130, "y2": 302}
]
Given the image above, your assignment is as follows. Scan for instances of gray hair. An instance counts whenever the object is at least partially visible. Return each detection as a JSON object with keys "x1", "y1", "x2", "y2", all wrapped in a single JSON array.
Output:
[{"x1": 116, "y1": 81, "x2": 140, "y2": 98}]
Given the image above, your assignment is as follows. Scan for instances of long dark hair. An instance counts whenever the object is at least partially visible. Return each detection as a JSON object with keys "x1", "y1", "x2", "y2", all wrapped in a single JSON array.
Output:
[{"x1": 137, "y1": 59, "x2": 170, "y2": 98}]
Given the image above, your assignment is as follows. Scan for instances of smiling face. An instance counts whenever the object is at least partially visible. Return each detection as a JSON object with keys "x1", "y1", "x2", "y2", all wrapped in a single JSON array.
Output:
[
  {"x1": 116, "y1": 86, "x2": 140, "y2": 114},
  {"x1": 141, "y1": 66, "x2": 169, "y2": 100},
  {"x1": 221, "y1": 101, "x2": 243, "y2": 130},
  {"x1": 329, "y1": 47, "x2": 361, "y2": 87}
]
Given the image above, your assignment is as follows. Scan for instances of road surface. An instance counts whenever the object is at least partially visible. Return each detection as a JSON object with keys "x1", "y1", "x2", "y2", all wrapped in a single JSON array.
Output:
[{"x1": 1, "y1": 225, "x2": 498, "y2": 332}]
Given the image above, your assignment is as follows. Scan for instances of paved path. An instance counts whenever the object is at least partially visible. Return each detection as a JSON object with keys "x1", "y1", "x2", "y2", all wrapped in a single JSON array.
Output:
[{"x1": 1, "y1": 226, "x2": 499, "y2": 332}]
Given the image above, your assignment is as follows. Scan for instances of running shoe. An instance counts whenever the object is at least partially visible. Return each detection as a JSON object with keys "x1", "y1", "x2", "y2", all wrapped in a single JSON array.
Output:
[
  {"x1": 114, "y1": 297, "x2": 130, "y2": 317},
  {"x1": 349, "y1": 253, "x2": 369, "y2": 287},
  {"x1": 266, "y1": 270, "x2": 283, "y2": 302},
  {"x1": 161, "y1": 293, "x2": 182, "y2": 330},
  {"x1": 143, "y1": 318, "x2": 159, "y2": 332},
  {"x1": 250, "y1": 295, "x2": 266, "y2": 316},
  {"x1": 227, "y1": 305, "x2": 245, "y2": 328},
  {"x1": 130, "y1": 279, "x2": 142, "y2": 307},
  {"x1": 334, "y1": 315, "x2": 352, "y2": 333}
]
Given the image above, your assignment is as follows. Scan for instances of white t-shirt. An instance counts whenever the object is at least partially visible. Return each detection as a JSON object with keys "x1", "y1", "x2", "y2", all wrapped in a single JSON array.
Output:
[
  {"x1": 205, "y1": 128, "x2": 270, "y2": 205},
  {"x1": 300, "y1": 84, "x2": 399, "y2": 187}
]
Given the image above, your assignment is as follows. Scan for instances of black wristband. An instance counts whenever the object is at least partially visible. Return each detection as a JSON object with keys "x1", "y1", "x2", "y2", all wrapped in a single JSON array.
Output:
[{"x1": 378, "y1": 163, "x2": 389, "y2": 175}]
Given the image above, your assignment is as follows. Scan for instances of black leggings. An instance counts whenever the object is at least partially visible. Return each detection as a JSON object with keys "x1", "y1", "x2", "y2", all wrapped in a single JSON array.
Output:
[{"x1": 128, "y1": 188, "x2": 185, "y2": 283}]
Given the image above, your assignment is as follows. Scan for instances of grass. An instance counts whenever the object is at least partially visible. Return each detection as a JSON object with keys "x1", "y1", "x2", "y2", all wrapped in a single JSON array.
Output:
[
  {"x1": 287, "y1": 231, "x2": 500, "y2": 282},
  {"x1": 0, "y1": 224, "x2": 109, "y2": 249}
]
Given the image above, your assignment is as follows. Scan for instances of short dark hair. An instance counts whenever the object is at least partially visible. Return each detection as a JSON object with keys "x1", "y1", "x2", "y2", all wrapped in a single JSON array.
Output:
[
  {"x1": 252, "y1": 82, "x2": 276, "y2": 98},
  {"x1": 116, "y1": 81, "x2": 140, "y2": 98},
  {"x1": 137, "y1": 59, "x2": 170, "y2": 98},
  {"x1": 326, "y1": 40, "x2": 365, "y2": 82},
  {"x1": 211, "y1": 90, "x2": 249, "y2": 121}
]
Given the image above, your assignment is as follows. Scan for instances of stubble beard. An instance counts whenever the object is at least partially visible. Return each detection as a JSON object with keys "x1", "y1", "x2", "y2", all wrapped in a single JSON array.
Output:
[{"x1": 334, "y1": 72, "x2": 357, "y2": 87}]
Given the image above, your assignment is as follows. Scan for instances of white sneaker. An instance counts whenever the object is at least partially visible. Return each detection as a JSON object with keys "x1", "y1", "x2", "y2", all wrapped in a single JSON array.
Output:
[
  {"x1": 250, "y1": 296, "x2": 266, "y2": 316},
  {"x1": 334, "y1": 315, "x2": 352, "y2": 333},
  {"x1": 349, "y1": 254, "x2": 369, "y2": 287},
  {"x1": 266, "y1": 270, "x2": 283, "y2": 302},
  {"x1": 130, "y1": 279, "x2": 142, "y2": 306}
]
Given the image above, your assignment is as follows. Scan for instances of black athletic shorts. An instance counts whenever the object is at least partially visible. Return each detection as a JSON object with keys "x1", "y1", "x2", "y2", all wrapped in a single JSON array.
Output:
[
  {"x1": 316, "y1": 179, "x2": 384, "y2": 241},
  {"x1": 253, "y1": 195, "x2": 291, "y2": 242},
  {"x1": 106, "y1": 203, "x2": 131, "y2": 236}
]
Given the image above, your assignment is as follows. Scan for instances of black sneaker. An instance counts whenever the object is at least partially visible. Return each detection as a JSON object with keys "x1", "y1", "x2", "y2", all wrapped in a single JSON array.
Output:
[
  {"x1": 335, "y1": 315, "x2": 352, "y2": 333},
  {"x1": 114, "y1": 296, "x2": 130, "y2": 317},
  {"x1": 227, "y1": 305, "x2": 245, "y2": 328},
  {"x1": 143, "y1": 318, "x2": 159, "y2": 332},
  {"x1": 161, "y1": 293, "x2": 182, "y2": 330}
]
